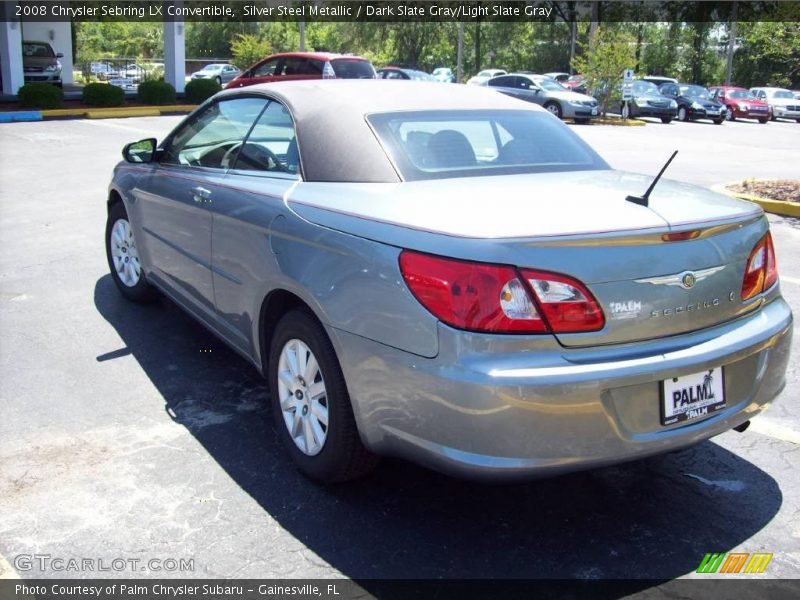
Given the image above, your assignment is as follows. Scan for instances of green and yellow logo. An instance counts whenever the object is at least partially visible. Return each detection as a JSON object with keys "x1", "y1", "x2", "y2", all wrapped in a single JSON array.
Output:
[{"x1": 696, "y1": 552, "x2": 773, "y2": 574}]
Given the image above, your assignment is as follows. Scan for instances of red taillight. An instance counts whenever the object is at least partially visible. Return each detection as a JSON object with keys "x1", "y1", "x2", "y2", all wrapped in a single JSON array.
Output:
[
  {"x1": 398, "y1": 251, "x2": 605, "y2": 334},
  {"x1": 520, "y1": 269, "x2": 606, "y2": 333},
  {"x1": 741, "y1": 232, "x2": 778, "y2": 301}
]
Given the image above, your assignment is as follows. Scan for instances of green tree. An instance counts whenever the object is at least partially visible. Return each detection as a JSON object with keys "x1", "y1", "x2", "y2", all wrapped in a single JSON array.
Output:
[
  {"x1": 572, "y1": 26, "x2": 636, "y2": 116},
  {"x1": 230, "y1": 34, "x2": 271, "y2": 70}
]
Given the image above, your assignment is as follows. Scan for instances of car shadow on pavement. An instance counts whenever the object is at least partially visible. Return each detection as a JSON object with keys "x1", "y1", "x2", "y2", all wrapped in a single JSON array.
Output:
[{"x1": 94, "y1": 275, "x2": 783, "y2": 587}]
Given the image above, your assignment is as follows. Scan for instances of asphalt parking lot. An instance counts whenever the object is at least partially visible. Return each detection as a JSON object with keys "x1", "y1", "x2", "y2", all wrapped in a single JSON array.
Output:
[{"x1": 0, "y1": 114, "x2": 798, "y2": 588}]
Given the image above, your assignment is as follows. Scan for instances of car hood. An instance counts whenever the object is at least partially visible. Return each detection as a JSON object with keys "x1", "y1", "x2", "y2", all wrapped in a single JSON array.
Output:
[
  {"x1": 682, "y1": 96, "x2": 723, "y2": 106},
  {"x1": 769, "y1": 97, "x2": 796, "y2": 107},
  {"x1": 287, "y1": 170, "x2": 760, "y2": 240}
]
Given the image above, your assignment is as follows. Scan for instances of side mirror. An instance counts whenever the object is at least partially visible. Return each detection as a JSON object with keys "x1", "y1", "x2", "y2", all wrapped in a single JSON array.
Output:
[
  {"x1": 122, "y1": 138, "x2": 157, "y2": 163},
  {"x1": 56, "y1": 52, "x2": 64, "y2": 58}
]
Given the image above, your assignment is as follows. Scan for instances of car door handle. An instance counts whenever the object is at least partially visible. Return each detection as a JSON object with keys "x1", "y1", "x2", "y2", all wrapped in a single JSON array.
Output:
[{"x1": 191, "y1": 186, "x2": 211, "y2": 203}]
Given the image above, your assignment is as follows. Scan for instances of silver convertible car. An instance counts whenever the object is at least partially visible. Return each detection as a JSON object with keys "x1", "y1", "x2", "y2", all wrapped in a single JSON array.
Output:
[{"x1": 106, "y1": 81, "x2": 792, "y2": 483}]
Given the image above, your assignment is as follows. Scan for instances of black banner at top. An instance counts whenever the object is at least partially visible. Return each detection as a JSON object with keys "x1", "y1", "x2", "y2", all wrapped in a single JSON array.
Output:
[{"x1": 2, "y1": 1, "x2": 800, "y2": 23}]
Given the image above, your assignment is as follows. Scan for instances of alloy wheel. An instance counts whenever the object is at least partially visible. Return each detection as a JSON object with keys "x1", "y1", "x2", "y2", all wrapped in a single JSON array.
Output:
[
  {"x1": 110, "y1": 219, "x2": 141, "y2": 287},
  {"x1": 277, "y1": 338, "x2": 328, "y2": 456}
]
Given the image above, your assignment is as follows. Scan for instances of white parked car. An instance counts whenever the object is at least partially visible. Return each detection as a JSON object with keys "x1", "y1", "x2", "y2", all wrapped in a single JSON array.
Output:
[
  {"x1": 467, "y1": 68, "x2": 507, "y2": 86},
  {"x1": 749, "y1": 87, "x2": 800, "y2": 122}
]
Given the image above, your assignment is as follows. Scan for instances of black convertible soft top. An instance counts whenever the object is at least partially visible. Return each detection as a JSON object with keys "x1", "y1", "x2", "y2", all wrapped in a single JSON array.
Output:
[{"x1": 216, "y1": 80, "x2": 542, "y2": 183}]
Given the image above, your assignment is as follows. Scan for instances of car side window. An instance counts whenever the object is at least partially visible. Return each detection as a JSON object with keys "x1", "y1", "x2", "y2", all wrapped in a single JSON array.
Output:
[
  {"x1": 518, "y1": 78, "x2": 532, "y2": 90},
  {"x1": 230, "y1": 100, "x2": 300, "y2": 179},
  {"x1": 161, "y1": 98, "x2": 268, "y2": 168},
  {"x1": 252, "y1": 58, "x2": 280, "y2": 77},
  {"x1": 283, "y1": 56, "x2": 309, "y2": 76},
  {"x1": 488, "y1": 76, "x2": 511, "y2": 87}
]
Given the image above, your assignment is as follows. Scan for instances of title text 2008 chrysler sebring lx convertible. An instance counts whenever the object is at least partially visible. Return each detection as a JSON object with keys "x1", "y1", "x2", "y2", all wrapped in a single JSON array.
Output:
[{"x1": 106, "y1": 81, "x2": 792, "y2": 483}]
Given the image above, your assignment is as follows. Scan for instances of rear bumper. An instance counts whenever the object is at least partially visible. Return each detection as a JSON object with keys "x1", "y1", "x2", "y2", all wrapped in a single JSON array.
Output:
[{"x1": 332, "y1": 298, "x2": 792, "y2": 480}]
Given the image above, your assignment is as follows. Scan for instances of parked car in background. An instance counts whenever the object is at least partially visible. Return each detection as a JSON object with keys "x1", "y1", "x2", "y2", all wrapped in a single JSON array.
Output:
[
  {"x1": 191, "y1": 63, "x2": 241, "y2": 85},
  {"x1": 377, "y1": 67, "x2": 436, "y2": 81},
  {"x1": 90, "y1": 62, "x2": 119, "y2": 81},
  {"x1": 107, "y1": 81, "x2": 791, "y2": 483},
  {"x1": 621, "y1": 80, "x2": 678, "y2": 123},
  {"x1": 708, "y1": 86, "x2": 770, "y2": 123},
  {"x1": 749, "y1": 87, "x2": 800, "y2": 122},
  {"x1": 226, "y1": 52, "x2": 376, "y2": 89},
  {"x1": 22, "y1": 40, "x2": 63, "y2": 87},
  {"x1": 467, "y1": 68, "x2": 507, "y2": 86},
  {"x1": 792, "y1": 90, "x2": 800, "y2": 100},
  {"x1": 432, "y1": 67, "x2": 455, "y2": 83},
  {"x1": 641, "y1": 75, "x2": 678, "y2": 87},
  {"x1": 487, "y1": 73, "x2": 599, "y2": 123},
  {"x1": 658, "y1": 82, "x2": 727, "y2": 124},
  {"x1": 563, "y1": 74, "x2": 587, "y2": 94},
  {"x1": 544, "y1": 72, "x2": 570, "y2": 84}
]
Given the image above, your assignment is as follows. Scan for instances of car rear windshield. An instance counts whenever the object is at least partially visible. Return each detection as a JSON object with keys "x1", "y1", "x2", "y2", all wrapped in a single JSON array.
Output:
[
  {"x1": 330, "y1": 58, "x2": 376, "y2": 79},
  {"x1": 367, "y1": 109, "x2": 608, "y2": 181}
]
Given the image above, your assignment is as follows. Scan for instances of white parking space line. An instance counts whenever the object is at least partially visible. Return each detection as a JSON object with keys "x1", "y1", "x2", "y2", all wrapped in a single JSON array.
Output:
[
  {"x1": 76, "y1": 119, "x2": 163, "y2": 135},
  {"x1": 749, "y1": 419, "x2": 800, "y2": 445},
  {"x1": 781, "y1": 275, "x2": 800, "y2": 286}
]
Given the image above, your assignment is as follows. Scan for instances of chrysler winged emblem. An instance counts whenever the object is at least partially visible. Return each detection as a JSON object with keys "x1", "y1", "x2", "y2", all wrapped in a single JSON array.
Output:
[{"x1": 635, "y1": 266, "x2": 725, "y2": 290}]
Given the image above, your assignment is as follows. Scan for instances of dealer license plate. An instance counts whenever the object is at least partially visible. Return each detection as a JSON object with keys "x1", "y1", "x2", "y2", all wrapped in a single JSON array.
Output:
[{"x1": 661, "y1": 367, "x2": 726, "y2": 426}]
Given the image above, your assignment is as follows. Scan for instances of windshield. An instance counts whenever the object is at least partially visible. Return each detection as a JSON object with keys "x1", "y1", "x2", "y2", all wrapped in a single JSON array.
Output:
[
  {"x1": 367, "y1": 109, "x2": 608, "y2": 181},
  {"x1": 201, "y1": 64, "x2": 223, "y2": 72},
  {"x1": 535, "y1": 78, "x2": 567, "y2": 91},
  {"x1": 23, "y1": 43, "x2": 54, "y2": 58},
  {"x1": 633, "y1": 80, "x2": 659, "y2": 95},
  {"x1": 433, "y1": 68, "x2": 451, "y2": 76},
  {"x1": 330, "y1": 58, "x2": 376, "y2": 79},
  {"x1": 728, "y1": 89, "x2": 754, "y2": 99},
  {"x1": 773, "y1": 90, "x2": 793, "y2": 99},
  {"x1": 681, "y1": 85, "x2": 710, "y2": 99}
]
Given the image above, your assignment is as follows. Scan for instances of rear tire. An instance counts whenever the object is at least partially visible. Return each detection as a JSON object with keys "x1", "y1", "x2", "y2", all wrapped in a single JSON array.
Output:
[
  {"x1": 215, "y1": 76, "x2": 222, "y2": 85},
  {"x1": 268, "y1": 309, "x2": 379, "y2": 483},
  {"x1": 726, "y1": 110, "x2": 735, "y2": 121},
  {"x1": 105, "y1": 201, "x2": 157, "y2": 303}
]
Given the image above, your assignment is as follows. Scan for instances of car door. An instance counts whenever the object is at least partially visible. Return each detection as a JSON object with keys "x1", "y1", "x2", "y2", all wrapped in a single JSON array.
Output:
[
  {"x1": 131, "y1": 97, "x2": 268, "y2": 320},
  {"x1": 488, "y1": 76, "x2": 523, "y2": 100},
  {"x1": 209, "y1": 99, "x2": 302, "y2": 353},
  {"x1": 223, "y1": 65, "x2": 239, "y2": 83}
]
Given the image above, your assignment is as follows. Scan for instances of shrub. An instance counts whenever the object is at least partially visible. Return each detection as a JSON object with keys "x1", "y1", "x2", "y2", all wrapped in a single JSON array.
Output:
[
  {"x1": 184, "y1": 78, "x2": 221, "y2": 104},
  {"x1": 18, "y1": 83, "x2": 64, "y2": 109},
  {"x1": 82, "y1": 82, "x2": 125, "y2": 107},
  {"x1": 137, "y1": 79, "x2": 176, "y2": 105},
  {"x1": 231, "y1": 34, "x2": 271, "y2": 70}
]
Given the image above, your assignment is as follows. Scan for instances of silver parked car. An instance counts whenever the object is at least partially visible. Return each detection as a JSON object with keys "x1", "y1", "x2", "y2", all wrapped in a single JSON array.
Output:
[
  {"x1": 106, "y1": 81, "x2": 792, "y2": 483},
  {"x1": 486, "y1": 73, "x2": 599, "y2": 122},
  {"x1": 191, "y1": 63, "x2": 241, "y2": 85}
]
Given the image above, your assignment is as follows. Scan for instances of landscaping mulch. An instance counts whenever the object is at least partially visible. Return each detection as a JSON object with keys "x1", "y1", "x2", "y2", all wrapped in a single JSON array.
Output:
[{"x1": 728, "y1": 180, "x2": 800, "y2": 203}]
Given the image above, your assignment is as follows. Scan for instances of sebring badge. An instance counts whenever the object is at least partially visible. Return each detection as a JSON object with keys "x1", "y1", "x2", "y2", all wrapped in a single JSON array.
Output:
[{"x1": 635, "y1": 265, "x2": 726, "y2": 290}]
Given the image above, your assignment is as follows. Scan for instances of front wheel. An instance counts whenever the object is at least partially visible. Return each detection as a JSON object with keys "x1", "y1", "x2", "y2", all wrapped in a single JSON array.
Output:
[
  {"x1": 713, "y1": 117, "x2": 724, "y2": 125},
  {"x1": 661, "y1": 117, "x2": 672, "y2": 124},
  {"x1": 677, "y1": 106, "x2": 688, "y2": 121},
  {"x1": 574, "y1": 118, "x2": 590, "y2": 124},
  {"x1": 544, "y1": 101, "x2": 563, "y2": 119},
  {"x1": 759, "y1": 118, "x2": 769, "y2": 124},
  {"x1": 105, "y1": 201, "x2": 157, "y2": 302},
  {"x1": 215, "y1": 76, "x2": 222, "y2": 85},
  {"x1": 268, "y1": 309, "x2": 378, "y2": 483}
]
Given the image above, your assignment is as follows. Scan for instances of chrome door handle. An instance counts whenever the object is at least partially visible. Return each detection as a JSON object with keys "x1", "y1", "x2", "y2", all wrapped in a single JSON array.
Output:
[{"x1": 191, "y1": 186, "x2": 211, "y2": 203}]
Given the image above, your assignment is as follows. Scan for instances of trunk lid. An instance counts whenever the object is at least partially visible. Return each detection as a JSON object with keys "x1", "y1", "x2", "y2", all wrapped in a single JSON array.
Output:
[{"x1": 287, "y1": 170, "x2": 766, "y2": 347}]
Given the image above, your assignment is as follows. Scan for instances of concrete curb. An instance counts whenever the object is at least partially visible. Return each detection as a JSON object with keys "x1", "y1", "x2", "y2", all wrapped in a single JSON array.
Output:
[
  {"x1": 711, "y1": 182, "x2": 800, "y2": 218},
  {"x1": 0, "y1": 104, "x2": 197, "y2": 122}
]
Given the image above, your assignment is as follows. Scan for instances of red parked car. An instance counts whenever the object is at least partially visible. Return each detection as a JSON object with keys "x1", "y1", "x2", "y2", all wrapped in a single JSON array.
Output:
[
  {"x1": 225, "y1": 52, "x2": 376, "y2": 89},
  {"x1": 708, "y1": 86, "x2": 771, "y2": 123}
]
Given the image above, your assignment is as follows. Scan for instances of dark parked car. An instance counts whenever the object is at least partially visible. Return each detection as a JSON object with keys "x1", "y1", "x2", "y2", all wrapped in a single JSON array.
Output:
[
  {"x1": 708, "y1": 86, "x2": 770, "y2": 123},
  {"x1": 226, "y1": 52, "x2": 375, "y2": 89},
  {"x1": 377, "y1": 67, "x2": 435, "y2": 81},
  {"x1": 621, "y1": 80, "x2": 678, "y2": 123},
  {"x1": 658, "y1": 82, "x2": 727, "y2": 124}
]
